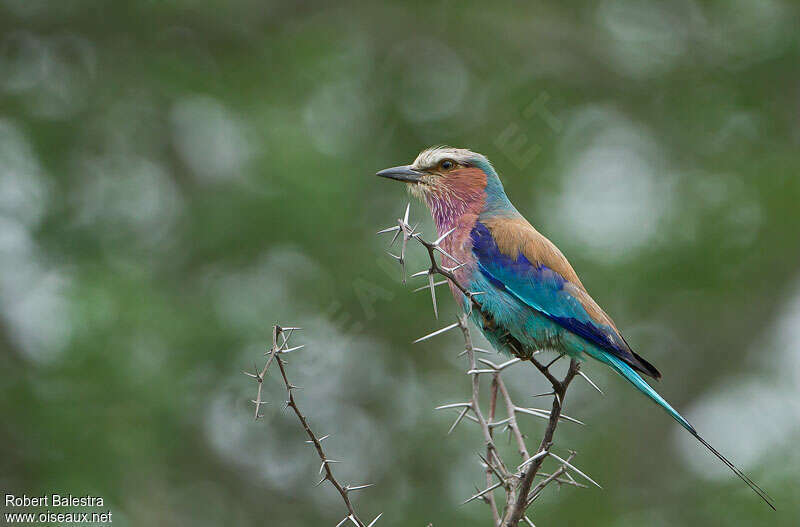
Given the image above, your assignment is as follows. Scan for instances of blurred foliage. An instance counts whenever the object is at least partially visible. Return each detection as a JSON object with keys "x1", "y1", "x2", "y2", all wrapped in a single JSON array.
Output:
[{"x1": 1, "y1": 0, "x2": 799, "y2": 525}]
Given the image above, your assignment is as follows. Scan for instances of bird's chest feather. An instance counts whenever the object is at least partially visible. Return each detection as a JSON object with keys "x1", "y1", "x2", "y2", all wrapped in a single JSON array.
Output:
[{"x1": 438, "y1": 220, "x2": 564, "y2": 356}]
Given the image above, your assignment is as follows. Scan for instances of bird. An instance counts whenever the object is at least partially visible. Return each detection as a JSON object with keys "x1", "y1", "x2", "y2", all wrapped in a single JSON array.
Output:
[{"x1": 377, "y1": 145, "x2": 774, "y2": 509}]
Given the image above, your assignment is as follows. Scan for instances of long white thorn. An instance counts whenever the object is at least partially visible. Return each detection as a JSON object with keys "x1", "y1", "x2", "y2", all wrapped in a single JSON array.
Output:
[
  {"x1": 518, "y1": 449, "x2": 549, "y2": 470},
  {"x1": 429, "y1": 272, "x2": 438, "y2": 319},
  {"x1": 318, "y1": 459, "x2": 341, "y2": 474},
  {"x1": 448, "y1": 407, "x2": 470, "y2": 434},
  {"x1": 413, "y1": 322, "x2": 460, "y2": 343},
  {"x1": 578, "y1": 370, "x2": 604, "y2": 395},
  {"x1": 376, "y1": 225, "x2": 400, "y2": 235},
  {"x1": 478, "y1": 452, "x2": 504, "y2": 482},
  {"x1": 399, "y1": 233, "x2": 409, "y2": 284},
  {"x1": 389, "y1": 227, "x2": 401, "y2": 246},
  {"x1": 550, "y1": 453, "x2": 602, "y2": 489},
  {"x1": 487, "y1": 417, "x2": 512, "y2": 428},
  {"x1": 462, "y1": 481, "x2": 502, "y2": 504},
  {"x1": 367, "y1": 513, "x2": 383, "y2": 527},
  {"x1": 476, "y1": 358, "x2": 499, "y2": 370},
  {"x1": 435, "y1": 402, "x2": 472, "y2": 410},
  {"x1": 442, "y1": 260, "x2": 466, "y2": 272},
  {"x1": 345, "y1": 483, "x2": 374, "y2": 492},
  {"x1": 413, "y1": 280, "x2": 447, "y2": 293},
  {"x1": 497, "y1": 358, "x2": 522, "y2": 370},
  {"x1": 557, "y1": 413, "x2": 583, "y2": 425},
  {"x1": 458, "y1": 346, "x2": 492, "y2": 357},
  {"x1": 514, "y1": 407, "x2": 585, "y2": 426},
  {"x1": 433, "y1": 227, "x2": 456, "y2": 245}
]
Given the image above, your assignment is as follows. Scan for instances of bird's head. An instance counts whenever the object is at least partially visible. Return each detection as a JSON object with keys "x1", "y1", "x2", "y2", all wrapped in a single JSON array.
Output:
[
  {"x1": 376, "y1": 146, "x2": 490, "y2": 197},
  {"x1": 376, "y1": 147, "x2": 509, "y2": 227}
]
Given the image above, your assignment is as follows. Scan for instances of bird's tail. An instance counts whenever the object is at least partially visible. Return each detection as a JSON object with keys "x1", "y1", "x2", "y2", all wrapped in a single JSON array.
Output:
[{"x1": 585, "y1": 348, "x2": 775, "y2": 510}]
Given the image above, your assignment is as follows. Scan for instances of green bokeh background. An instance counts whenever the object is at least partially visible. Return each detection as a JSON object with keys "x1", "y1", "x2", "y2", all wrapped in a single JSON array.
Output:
[{"x1": 1, "y1": 1, "x2": 799, "y2": 525}]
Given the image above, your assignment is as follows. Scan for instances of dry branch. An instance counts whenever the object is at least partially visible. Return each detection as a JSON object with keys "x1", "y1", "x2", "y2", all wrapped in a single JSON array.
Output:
[
  {"x1": 378, "y1": 204, "x2": 598, "y2": 527},
  {"x1": 245, "y1": 325, "x2": 381, "y2": 527},
  {"x1": 247, "y1": 203, "x2": 601, "y2": 527}
]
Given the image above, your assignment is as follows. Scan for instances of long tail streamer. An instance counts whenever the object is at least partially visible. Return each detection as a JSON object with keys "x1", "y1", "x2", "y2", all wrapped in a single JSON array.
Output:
[{"x1": 585, "y1": 349, "x2": 775, "y2": 510}]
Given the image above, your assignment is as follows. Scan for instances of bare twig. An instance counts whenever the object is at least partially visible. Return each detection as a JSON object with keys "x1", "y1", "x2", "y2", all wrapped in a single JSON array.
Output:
[
  {"x1": 246, "y1": 325, "x2": 380, "y2": 527},
  {"x1": 496, "y1": 374, "x2": 529, "y2": 460},
  {"x1": 460, "y1": 314, "x2": 504, "y2": 524},
  {"x1": 500, "y1": 359, "x2": 580, "y2": 527}
]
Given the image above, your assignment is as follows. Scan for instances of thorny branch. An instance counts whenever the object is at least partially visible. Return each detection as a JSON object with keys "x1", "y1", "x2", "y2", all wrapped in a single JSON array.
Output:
[
  {"x1": 245, "y1": 203, "x2": 603, "y2": 527},
  {"x1": 245, "y1": 325, "x2": 382, "y2": 527},
  {"x1": 379, "y1": 204, "x2": 602, "y2": 527}
]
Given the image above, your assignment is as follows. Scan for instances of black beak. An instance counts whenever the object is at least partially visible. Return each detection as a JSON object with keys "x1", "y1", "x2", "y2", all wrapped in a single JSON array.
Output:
[{"x1": 376, "y1": 165, "x2": 423, "y2": 183}]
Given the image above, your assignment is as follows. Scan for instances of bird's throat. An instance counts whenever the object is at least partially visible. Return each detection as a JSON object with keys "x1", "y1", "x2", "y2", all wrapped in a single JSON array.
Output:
[{"x1": 424, "y1": 187, "x2": 485, "y2": 238}]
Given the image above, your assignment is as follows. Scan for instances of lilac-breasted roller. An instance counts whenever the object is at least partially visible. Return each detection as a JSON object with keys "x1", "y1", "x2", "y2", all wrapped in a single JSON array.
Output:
[{"x1": 377, "y1": 146, "x2": 773, "y2": 508}]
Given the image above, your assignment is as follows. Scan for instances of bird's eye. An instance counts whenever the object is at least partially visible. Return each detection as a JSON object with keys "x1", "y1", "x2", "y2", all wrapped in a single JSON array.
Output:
[{"x1": 440, "y1": 160, "x2": 454, "y2": 170}]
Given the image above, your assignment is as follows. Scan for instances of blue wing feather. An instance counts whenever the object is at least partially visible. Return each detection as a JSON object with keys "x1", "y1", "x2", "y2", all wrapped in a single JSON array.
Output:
[{"x1": 470, "y1": 222, "x2": 643, "y2": 367}]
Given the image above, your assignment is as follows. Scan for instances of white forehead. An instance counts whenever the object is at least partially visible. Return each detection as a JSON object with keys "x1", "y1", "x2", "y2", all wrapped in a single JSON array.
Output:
[{"x1": 411, "y1": 146, "x2": 477, "y2": 169}]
